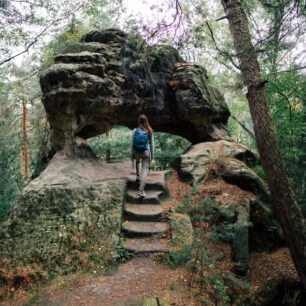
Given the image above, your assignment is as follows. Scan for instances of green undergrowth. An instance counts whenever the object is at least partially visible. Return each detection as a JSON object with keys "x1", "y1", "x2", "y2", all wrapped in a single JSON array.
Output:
[
  {"x1": 176, "y1": 194, "x2": 218, "y2": 223},
  {"x1": 161, "y1": 192, "x2": 254, "y2": 305},
  {"x1": 112, "y1": 243, "x2": 135, "y2": 263},
  {"x1": 163, "y1": 244, "x2": 192, "y2": 268}
]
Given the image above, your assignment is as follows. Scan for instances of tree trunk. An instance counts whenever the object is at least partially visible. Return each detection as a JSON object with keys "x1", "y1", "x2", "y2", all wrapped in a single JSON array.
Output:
[
  {"x1": 21, "y1": 100, "x2": 28, "y2": 177},
  {"x1": 221, "y1": 0, "x2": 306, "y2": 287}
]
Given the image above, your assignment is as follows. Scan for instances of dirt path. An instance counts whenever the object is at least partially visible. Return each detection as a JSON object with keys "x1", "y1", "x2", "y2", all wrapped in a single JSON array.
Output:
[
  {"x1": 3, "y1": 171, "x2": 301, "y2": 306},
  {"x1": 10, "y1": 255, "x2": 196, "y2": 306}
]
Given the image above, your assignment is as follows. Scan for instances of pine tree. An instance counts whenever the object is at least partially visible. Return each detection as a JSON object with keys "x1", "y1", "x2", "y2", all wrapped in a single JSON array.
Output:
[{"x1": 221, "y1": 0, "x2": 306, "y2": 287}]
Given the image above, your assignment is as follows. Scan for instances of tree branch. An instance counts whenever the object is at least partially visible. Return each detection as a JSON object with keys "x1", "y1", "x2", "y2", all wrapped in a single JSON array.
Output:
[
  {"x1": 270, "y1": 81, "x2": 294, "y2": 145},
  {"x1": 145, "y1": 0, "x2": 183, "y2": 43},
  {"x1": 215, "y1": 15, "x2": 228, "y2": 22},
  {"x1": 10, "y1": 0, "x2": 39, "y2": 5},
  {"x1": 0, "y1": 3, "x2": 86, "y2": 66},
  {"x1": 205, "y1": 21, "x2": 240, "y2": 69},
  {"x1": 231, "y1": 114, "x2": 255, "y2": 139},
  {"x1": 269, "y1": 65, "x2": 306, "y2": 75}
]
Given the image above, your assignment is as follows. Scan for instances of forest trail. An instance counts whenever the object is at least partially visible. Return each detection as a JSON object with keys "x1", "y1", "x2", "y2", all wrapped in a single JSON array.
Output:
[
  {"x1": 2, "y1": 170, "x2": 300, "y2": 306},
  {"x1": 122, "y1": 171, "x2": 170, "y2": 253},
  {"x1": 7, "y1": 171, "x2": 197, "y2": 306},
  {"x1": 12, "y1": 255, "x2": 194, "y2": 306}
]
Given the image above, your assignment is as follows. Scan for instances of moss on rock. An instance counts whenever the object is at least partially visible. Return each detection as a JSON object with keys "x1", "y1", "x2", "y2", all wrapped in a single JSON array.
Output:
[
  {"x1": 0, "y1": 155, "x2": 127, "y2": 276},
  {"x1": 169, "y1": 212, "x2": 193, "y2": 249}
]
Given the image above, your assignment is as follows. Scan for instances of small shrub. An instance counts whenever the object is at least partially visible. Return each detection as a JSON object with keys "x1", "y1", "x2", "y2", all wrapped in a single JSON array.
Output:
[
  {"x1": 192, "y1": 183, "x2": 200, "y2": 195},
  {"x1": 163, "y1": 244, "x2": 192, "y2": 268},
  {"x1": 112, "y1": 244, "x2": 134, "y2": 263},
  {"x1": 210, "y1": 275, "x2": 231, "y2": 305}
]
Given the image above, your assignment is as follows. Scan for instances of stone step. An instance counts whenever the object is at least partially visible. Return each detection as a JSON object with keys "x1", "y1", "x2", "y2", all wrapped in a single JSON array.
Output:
[
  {"x1": 123, "y1": 237, "x2": 168, "y2": 253},
  {"x1": 126, "y1": 172, "x2": 167, "y2": 191},
  {"x1": 122, "y1": 221, "x2": 169, "y2": 237},
  {"x1": 124, "y1": 204, "x2": 163, "y2": 221},
  {"x1": 125, "y1": 190, "x2": 163, "y2": 204}
]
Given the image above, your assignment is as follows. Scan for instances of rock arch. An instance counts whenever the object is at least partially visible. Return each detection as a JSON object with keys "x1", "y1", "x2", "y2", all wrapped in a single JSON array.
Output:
[{"x1": 40, "y1": 28, "x2": 230, "y2": 155}]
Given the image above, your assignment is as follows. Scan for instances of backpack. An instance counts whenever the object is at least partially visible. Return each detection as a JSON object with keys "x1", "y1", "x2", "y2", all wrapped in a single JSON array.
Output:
[{"x1": 133, "y1": 128, "x2": 149, "y2": 151}]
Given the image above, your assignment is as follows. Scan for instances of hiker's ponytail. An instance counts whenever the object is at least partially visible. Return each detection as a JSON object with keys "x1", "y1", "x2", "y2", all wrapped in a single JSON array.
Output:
[{"x1": 138, "y1": 114, "x2": 153, "y2": 137}]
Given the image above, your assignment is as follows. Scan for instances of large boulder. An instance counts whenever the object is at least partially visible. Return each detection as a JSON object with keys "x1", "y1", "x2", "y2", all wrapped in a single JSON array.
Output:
[
  {"x1": 0, "y1": 152, "x2": 131, "y2": 275},
  {"x1": 40, "y1": 28, "x2": 230, "y2": 155},
  {"x1": 173, "y1": 140, "x2": 257, "y2": 183},
  {"x1": 173, "y1": 140, "x2": 283, "y2": 275}
]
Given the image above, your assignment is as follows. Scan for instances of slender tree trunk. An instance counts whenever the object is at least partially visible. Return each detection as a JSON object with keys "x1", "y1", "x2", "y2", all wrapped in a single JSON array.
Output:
[
  {"x1": 21, "y1": 100, "x2": 28, "y2": 177},
  {"x1": 221, "y1": 0, "x2": 306, "y2": 287}
]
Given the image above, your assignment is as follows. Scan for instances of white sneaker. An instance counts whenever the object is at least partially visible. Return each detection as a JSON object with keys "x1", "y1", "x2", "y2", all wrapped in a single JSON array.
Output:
[{"x1": 138, "y1": 190, "x2": 146, "y2": 198}]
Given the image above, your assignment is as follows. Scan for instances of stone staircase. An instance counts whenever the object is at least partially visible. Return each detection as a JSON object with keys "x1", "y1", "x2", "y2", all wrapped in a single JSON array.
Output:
[{"x1": 122, "y1": 171, "x2": 170, "y2": 253}]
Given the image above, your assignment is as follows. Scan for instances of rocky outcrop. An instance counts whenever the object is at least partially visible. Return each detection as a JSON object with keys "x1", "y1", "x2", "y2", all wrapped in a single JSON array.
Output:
[
  {"x1": 173, "y1": 140, "x2": 283, "y2": 275},
  {"x1": 40, "y1": 28, "x2": 230, "y2": 155},
  {"x1": 0, "y1": 153, "x2": 132, "y2": 275},
  {"x1": 173, "y1": 140, "x2": 257, "y2": 182}
]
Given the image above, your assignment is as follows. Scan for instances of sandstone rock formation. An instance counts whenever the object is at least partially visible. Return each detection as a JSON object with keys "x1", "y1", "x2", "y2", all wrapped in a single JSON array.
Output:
[
  {"x1": 0, "y1": 153, "x2": 130, "y2": 274},
  {"x1": 40, "y1": 28, "x2": 230, "y2": 155},
  {"x1": 0, "y1": 28, "x2": 281, "y2": 282},
  {"x1": 173, "y1": 140, "x2": 283, "y2": 275}
]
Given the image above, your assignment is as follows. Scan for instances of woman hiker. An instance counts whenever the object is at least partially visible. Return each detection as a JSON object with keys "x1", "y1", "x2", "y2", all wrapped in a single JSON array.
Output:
[{"x1": 131, "y1": 114, "x2": 154, "y2": 198}]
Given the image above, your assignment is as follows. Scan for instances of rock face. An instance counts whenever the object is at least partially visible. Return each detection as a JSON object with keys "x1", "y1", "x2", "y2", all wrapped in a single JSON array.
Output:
[
  {"x1": 0, "y1": 153, "x2": 132, "y2": 274},
  {"x1": 40, "y1": 28, "x2": 230, "y2": 155},
  {"x1": 173, "y1": 140, "x2": 283, "y2": 275},
  {"x1": 174, "y1": 140, "x2": 258, "y2": 183}
]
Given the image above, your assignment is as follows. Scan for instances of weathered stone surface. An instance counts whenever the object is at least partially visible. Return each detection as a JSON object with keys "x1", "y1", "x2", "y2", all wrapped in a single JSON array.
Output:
[
  {"x1": 123, "y1": 237, "x2": 167, "y2": 253},
  {"x1": 121, "y1": 169, "x2": 170, "y2": 254},
  {"x1": 40, "y1": 28, "x2": 230, "y2": 155},
  {"x1": 173, "y1": 140, "x2": 283, "y2": 276},
  {"x1": 0, "y1": 153, "x2": 135, "y2": 275},
  {"x1": 126, "y1": 171, "x2": 170, "y2": 193},
  {"x1": 124, "y1": 204, "x2": 163, "y2": 221},
  {"x1": 122, "y1": 221, "x2": 169, "y2": 237},
  {"x1": 125, "y1": 190, "x2": 163, "y2": 204},
  {"x1": 218, "y1": 158, "x2": 270, "y2": 202},
  {"x1": 173, "y1": 139, "x2": 258, "y2": 184}
]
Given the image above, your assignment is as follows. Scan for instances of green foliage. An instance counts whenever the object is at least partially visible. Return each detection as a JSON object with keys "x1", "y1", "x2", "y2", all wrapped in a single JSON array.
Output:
[
  {"x1": 266, "y1": 71, "x2": 306, "y2": 210},
  {"x1": 192, "y1": 184, "x2": 200, "y2": 195},
  {"x1": 210, "y1": 225, "x2": 233, "y2": 243},
  {"x1": 40, "y1": 22, "x2": 86, "y2": 70},
  {"x1": 0, "y1": 63, "x2": 48, "y2": 222},
  {"x1": 189, "y1": 229, "x2": 252, "y2": 305},
  {"x1": 176, "y1": 195, "x2": 218, "y2": 223},
  {"x1": 249, "y1": 164, "x2": 265, "y2": 179},
  {"x1": 0, "y1": 72, "x2": 23, "y2": 221},
  {"x1": 163, "y1": 244, "x2": 192, "y2": 268},
  {"x1": 172, "y1": 193, "x2": 253, "y2": 304},
  {"x1": 209, "y1": 275, "x2": 231, "y2": 305},
  {"x1": 0, "y1": 0, "x2": 121, "y2": 66},
  {"x1": 0, "y1": 133, "x2": 21, "y2": 221},
  {"x1": 88, "y1": 126, "x2": 190, "y2": 169},
  {"x1": 112, "y1": 244, "x2": 134, "y2": 263},
  {"x1": 88, "y1": 126, "x2": 133, "y2": 161}
]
